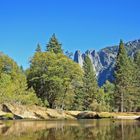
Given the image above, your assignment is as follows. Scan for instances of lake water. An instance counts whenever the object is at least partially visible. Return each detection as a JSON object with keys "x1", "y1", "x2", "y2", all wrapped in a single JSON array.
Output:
[{"x1": 0, "y1": 119, "x2": 140, "y2": 140}]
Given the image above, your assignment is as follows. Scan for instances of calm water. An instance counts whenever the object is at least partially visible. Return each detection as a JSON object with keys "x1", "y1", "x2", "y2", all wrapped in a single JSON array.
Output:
[{"x1": 0, "y1": 119, "x2": 140, "y2": 140}]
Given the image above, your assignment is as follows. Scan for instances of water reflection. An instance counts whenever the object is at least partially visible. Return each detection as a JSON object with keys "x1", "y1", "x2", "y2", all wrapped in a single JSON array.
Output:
[{"x1": 0, "y1": 119, "x2": 140, "y2": 140}]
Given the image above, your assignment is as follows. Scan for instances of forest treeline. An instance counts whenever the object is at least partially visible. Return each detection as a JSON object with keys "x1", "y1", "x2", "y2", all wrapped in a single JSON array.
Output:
[{"x1": 0, "y1": 34, "x2": 140, "y2": 112}]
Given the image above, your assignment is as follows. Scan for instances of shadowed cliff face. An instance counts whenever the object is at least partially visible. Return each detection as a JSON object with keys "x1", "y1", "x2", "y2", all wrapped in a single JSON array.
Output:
[{"x1": 74, "y1": 39, "x2": 140, "y2": 86}]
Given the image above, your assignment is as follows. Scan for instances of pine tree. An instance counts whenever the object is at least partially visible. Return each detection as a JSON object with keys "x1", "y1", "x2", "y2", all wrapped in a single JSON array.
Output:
[
  {"x1": 46, "y1": 34, "x2": 63, "y2": 54},
  {"x1": 125, "y1": 58, "x2": 137, "y2": 111},
  {"x1": 103, "y1": 80, "x2": 115, "y2": 111},
  {"x1": 134, "y1": 51, "x2": 140, "y2": 84},
  {"x1": 114, "y1": 40, "x2": 132, "y2": 112},
  {"x1": 35, "y1": 43, "x2": 42, "y2": 52},
  {"x1": 20, "y1": 65, "x2": 24, "y2": 73},
  {"x1": 133, "y1": 51, "x2": 140, "y2": 111},
  {"x1": 82, "y1": 54, "x2": 98, "y2": 110}
]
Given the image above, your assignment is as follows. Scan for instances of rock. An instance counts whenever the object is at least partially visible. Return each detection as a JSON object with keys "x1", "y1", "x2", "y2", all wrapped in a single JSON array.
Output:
[
  {"x1": 0, "y1": 104, "x2": 77, "y2": 120},
  {"x1": 135, "y1": 117, "x2": 140, "y2": 120},
  {"x1": 114, "y1": 116, "x2": 140, "y2": 120},
  {"x1": 34, "y1": 112, "x2": 45, "y2": 119},
  {"x1": 2, "y1": 104, "x2": 12, "y2": 113},
  {"x1": 77, "y1": 112, "x2": 101, "y2": 119},
  {"x1": 74, "y1": 39, "x2": 140, "y2": 86},
  {"x1": 74, "y1": 50, "x2": 84, "y2": 67},
  {"x1": 13, "y1": 114, "x2": 23, "y2": 120}
]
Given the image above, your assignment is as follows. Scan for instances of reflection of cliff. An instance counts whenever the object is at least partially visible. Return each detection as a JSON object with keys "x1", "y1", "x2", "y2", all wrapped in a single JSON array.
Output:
[{"x1": 0, "y1": 120, "x2": 140, "y2": 140}]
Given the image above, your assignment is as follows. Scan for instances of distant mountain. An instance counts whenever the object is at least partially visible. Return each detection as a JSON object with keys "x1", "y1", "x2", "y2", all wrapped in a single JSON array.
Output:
[{"x1": 74, "y1": 39, "x2": 140, "y2": 86}]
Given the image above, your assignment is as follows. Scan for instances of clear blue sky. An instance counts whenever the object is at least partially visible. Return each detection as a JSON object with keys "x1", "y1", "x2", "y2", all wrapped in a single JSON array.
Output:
[{"x1": 0, "y1": 0, "x2": 140, "y2": 68}]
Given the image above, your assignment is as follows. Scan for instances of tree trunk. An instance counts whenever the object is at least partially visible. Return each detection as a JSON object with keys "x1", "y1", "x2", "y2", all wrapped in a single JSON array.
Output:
[{"x1": 121, "y1": 92, "x2": 124, "y2": 112}]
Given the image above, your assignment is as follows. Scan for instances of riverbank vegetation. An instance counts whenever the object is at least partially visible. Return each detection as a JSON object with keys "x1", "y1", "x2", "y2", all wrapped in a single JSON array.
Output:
[{"x1": 0, "y1": 34, "x2": 140, "y2": 112}]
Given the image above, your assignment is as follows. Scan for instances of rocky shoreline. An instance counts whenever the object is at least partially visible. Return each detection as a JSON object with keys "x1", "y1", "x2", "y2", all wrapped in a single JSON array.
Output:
[{"x1": 0, "y1": 104, "x2": 140, "y2": 120}]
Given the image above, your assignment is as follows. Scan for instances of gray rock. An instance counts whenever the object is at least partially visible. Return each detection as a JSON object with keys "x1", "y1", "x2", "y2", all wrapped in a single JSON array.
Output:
[
  {"x1": 74, "y1": 39, "x2": 140, "y2": 86},
  {"x1": 77, "y1": 112, "x2": 100, "y2": 119}
]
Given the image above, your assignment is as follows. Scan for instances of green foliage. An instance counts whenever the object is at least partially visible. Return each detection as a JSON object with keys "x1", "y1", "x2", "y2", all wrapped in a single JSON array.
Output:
[
  {"x1": 114, "y1": 40, "x2": 127, "y2": 112},
  {"x1": 134, "y1": 51, "x2": 140, "y2": 86},
  {"x1": 27, "y1": 51, "x2": 83, "y2": 109},
  {"x1": 102, "y1": 81, "x2": 115, "y2": 111},
  {"x1": 82, "y1": 54, "x2": 99, "y2": 111},
  {"x1": 0, "y1": 54, "x2": 40, "y2": 105},
  {"x1": 1, "y1": 35, "x2": 140, "y2": 112},
  {"x1": 133, "y1": 51, "x2": 140, "y2": 111},
  {"x1": 46, "y1": 34, "x2": 63, "y2": 54},
  {"x1": 20, "y1": 65, "x2": 24, "y2": 73},
  {"x1": 36, "y1": 43, "x2": 42, "y2": 52},
  {"x1": 1, "y1": 113, "x2": 14, "y2": 119},
  {"x1": 72, "y1": 87, "x2": 84, "y2": 110},
  {"x1": 114, "y1": 40, "x2": 137, "y2": 112}
]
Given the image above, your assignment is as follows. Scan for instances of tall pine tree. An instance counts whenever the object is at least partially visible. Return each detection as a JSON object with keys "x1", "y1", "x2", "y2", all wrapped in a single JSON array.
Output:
[
  {"x1": 82, "y1": 54, "x2": 98, "y2": 110},
  {"x1": 46, "y1": 34, "x2": 63, "y2": 54},
  {"x1": 114, "y1": 40, "x2": 133, "y2": 112},
  {"x1": 134, "y1": 51, "x2": 140, "y2": 86},
  {"x1": 133, "y1": 51, "x2": 140, "y2": 111},
  {"x1": 35, "y1": 43, "x2": 42, "y2": 52}
]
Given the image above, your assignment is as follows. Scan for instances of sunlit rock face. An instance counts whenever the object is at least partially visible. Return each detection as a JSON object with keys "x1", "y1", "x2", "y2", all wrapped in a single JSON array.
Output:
[
  {"x1": 74, "y1": 50, "x2": 84, "y2": 67},
  {"x1": 74, "y1": 39, "x2": 140, "y2": 86}
]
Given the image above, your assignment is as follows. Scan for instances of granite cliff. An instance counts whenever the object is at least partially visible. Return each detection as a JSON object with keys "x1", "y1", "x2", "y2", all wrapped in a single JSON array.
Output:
[{"x1": 74, "y1": 39, "x2": 140, "y2": 86}]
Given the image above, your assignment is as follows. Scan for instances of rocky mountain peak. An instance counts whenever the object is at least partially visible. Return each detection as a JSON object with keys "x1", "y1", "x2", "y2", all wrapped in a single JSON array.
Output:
[{"x1": 74, "y1": 39, "x2": 140, "y2": 86}]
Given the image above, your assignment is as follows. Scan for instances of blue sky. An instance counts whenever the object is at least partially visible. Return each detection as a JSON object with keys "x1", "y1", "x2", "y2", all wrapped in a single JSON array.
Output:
[{"x1": 0, "y1": 0, "x2": 140, "y2": 68}]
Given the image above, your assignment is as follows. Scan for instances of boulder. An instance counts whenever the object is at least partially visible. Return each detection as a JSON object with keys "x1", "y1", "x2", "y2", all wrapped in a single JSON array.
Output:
[{"x1": 77, "y1": 112, "x2": 100, "y2": 119}]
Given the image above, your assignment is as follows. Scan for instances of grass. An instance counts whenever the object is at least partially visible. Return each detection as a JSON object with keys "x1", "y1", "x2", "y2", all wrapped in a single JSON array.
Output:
[{"x1": 1, "y1": 113, "x2": 14, "y2": 119}]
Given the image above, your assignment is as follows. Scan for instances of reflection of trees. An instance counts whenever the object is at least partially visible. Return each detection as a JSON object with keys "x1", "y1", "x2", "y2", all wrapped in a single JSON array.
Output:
[
  {"x1": 45, "y1": 120, "x2": 140, "y2": 140},
  {"x1": 0, "y1": 120, "x2": 140, "y2": 140}
]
